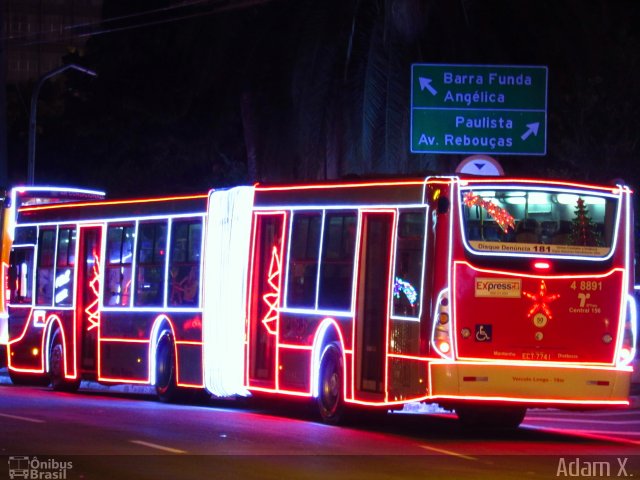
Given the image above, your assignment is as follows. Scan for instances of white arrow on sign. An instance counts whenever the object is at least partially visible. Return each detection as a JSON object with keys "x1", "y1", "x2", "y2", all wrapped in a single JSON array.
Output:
[
  {"x1": 520, "y1": 122, "x2": 540, "y2": 141},
  {"x1": 419, "y1": 77, "x2": 438, "y2": 96}
]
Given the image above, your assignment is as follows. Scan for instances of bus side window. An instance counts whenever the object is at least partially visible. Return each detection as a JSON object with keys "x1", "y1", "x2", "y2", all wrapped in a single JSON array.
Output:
[
  {"x1": 168, "y1": 219, "x2": 202, "y2": 307},
  {"x1": 36, "y1": 228, "x2": 56, "y2": 306},
  {"x1": 392, "y1": 210, "x2": 426, "y2": 318},
  {"x1": 286, "y1": 212, "x2": 321, "y2": 309},
  {"x1": 318, "y1": 211, "x2": 357, "y2": 311},
  {"x1": 54, "y1": 227, "x2": 76, "y2": 307},
  {"x1": 104, "y1": 224, "x2": 134, "y2": 307},
  {"x1": 8, "y1": 248, "x2": 34, "y2": 304},
  {"x1": 135, "y1": 221, "x2": 167, "y2": 307}
]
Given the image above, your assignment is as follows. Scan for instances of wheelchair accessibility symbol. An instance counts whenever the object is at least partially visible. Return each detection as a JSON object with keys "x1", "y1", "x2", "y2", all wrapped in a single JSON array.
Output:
[{"x1": 475, "y1": 324, "x2": 492, "y2": 342}]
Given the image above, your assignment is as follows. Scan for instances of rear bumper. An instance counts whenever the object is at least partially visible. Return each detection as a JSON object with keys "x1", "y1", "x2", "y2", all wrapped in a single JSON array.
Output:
[{"x1": 429, "y1": 361, "x2": 632, "y2": 408}]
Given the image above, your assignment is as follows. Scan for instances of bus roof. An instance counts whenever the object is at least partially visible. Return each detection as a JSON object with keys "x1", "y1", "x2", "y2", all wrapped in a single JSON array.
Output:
[{"x1": 16, "y1": 192, "x2": 208, "y2": 224}]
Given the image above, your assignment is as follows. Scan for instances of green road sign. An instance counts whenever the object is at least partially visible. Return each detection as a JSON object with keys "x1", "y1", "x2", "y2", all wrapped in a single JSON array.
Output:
[{"x1": 411, "y1": 64, "x2": 548, "y2": 155}]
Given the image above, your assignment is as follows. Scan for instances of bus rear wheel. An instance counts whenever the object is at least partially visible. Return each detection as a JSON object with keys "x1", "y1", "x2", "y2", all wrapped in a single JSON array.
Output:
[
  {"x1": 49, "y1": 335, "x2": 80, "y2": 392},
  {"x1": 455, "y1": 405, "x2": 526, "y2": 430},
  {"x1": 317, "y1": 343, "x2": 344, "y2": 425},
  {"x1": 155, "y1": 331, "x2": 180, "y2": 402}
]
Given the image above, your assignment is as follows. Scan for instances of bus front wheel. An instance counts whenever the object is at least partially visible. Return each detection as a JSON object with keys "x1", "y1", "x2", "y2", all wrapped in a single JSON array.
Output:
[
  {"x1": 317, "y1": 343, "x2": 344, "y2": 425},
  {"x1": 49, "y1": 335, "x2": 80, "y2": 392}
]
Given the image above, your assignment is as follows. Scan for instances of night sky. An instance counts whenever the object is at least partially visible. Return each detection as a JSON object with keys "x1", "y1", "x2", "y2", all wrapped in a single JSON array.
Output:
[{"x1": 5, "y1": 0, "x2": 640, "y2": 196}]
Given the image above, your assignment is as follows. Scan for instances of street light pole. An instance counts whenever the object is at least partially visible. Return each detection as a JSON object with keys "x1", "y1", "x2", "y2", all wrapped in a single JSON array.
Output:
[{"x1": 27, "y1": 64, "x2": 97, "y2": 185}]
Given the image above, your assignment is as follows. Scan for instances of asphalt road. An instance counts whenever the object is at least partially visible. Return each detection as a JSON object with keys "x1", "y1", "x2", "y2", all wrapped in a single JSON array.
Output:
[{"x1": 0, "y1": 378, "x2": 638, "y2": 480}]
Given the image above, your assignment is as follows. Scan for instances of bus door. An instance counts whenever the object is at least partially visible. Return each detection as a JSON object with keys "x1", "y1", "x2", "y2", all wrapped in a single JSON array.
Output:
[
  {"x1": 355, "y1": 211, "x2": 394, "y2": 398},
  {"x1": 247, "y1": 212, "x2": 286, "y2": 390},
  {"x1": 75, "y1": 226, "x2": 102, "y2": 374}
]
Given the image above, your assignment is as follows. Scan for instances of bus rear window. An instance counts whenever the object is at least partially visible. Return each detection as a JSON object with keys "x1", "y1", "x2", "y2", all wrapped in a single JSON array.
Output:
[{"x1": 460, "y1": 188, "x2": 618, "y2": 257}]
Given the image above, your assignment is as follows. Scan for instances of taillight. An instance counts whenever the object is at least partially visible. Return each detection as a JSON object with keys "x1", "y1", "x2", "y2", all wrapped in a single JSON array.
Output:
[
  {"x1": 617, "y1": 294, "x2": 637, "y2": 367},
  {"x1": 432, "y1": 289, "x2": 453, "y2": 359}
]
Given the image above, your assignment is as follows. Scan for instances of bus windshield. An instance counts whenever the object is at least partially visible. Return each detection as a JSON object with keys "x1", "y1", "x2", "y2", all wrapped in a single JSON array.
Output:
[{"x1": 459, "y1": 186, "x2": 619, "y2": 258}]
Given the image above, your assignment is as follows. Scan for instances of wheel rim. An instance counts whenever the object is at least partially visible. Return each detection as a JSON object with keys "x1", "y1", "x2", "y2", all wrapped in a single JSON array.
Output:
[
  {"x1": 156, "y1": 335, "x2": 174, "y2": 392},
  {"x1": 51, "y1": 344, "x2": 63, "y2": 378},
  {"x1": 320, "y1": 353, "x2": 340, "y2": 416}
]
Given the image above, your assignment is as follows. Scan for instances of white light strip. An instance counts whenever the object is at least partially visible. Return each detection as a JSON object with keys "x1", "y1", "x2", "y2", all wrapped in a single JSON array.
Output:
[
  {"x1": 13, "y1": 185, "x2": 106, "y2": 196},
  {"x1": 623, "y1": 294, "x2": 637, "y2": 366},
  {"x1": 389, "y1": 206, "x2": 428, "y2": 321},
  {"x1": 18, "y1": 212, "x2": 204, "y2": 227},
  {"x1": 202, "y1": 186, "x2": 254, "y2": 397},
  {"x1": 459, "y1": 183, "x2": 619, "y2": 197},
  {"x1": 148, "y1": 314, "x2": 173, "y2": 386},
  {"x1": 9, "y1": 186, "x2": 105, "y2": 239},
  {"x1": 618, "y1": 186, "x2": 637, "y2": 367},
  {"x1": 418, "y1": 206, "x2": 430, "y2": 321},
  {"x1": 279, "y1": 307, "x2": 352, "y2": 318},
  {"x1": 310, "y1": 318, "x2": 346, "y2": 398},
  {"x1": 100, "y1": 306, "x2": 201, "y2": 314},
  {"x1": 389, "y1": 315, "x2": 420, "y2": 323},
  {"x1": 163, "y1": 219, "x2": 172, "y2": 307},
  {"x1": 253, "y1": 203, "x2": 426, "y2": 212},
  {"x1": 314, "y1": 211, "x2": 326, "y2": 310},
  {"x1": 130, "y1": 221, "x2": 139, "y2": 308},
  {"x1": 459, "y1": 185, "x2": 619, "y2": 201},
  {"x1": 448, "y1": 180, "x2": 457, "y2": 359},
  {"x1": 283, "y1": 212, "x2": 295, "y2": 309},
  {"x1": 31, "y1": 227, "x2": 40, "y2": 309}
]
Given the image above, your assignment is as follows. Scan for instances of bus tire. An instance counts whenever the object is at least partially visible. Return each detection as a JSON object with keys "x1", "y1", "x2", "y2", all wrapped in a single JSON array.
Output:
[
  {"x1": 49, "y1": 334, "x2": 80, "y2": 392},
  {"x1": 155, "y1": 331, "x2": 179, "y2": 403},
  {"x1": 317, "y1": 342, "x2": 344, "y2": 425},
  {"x1": 455, "y1": 405, "x2": 526, "y2": 430}
]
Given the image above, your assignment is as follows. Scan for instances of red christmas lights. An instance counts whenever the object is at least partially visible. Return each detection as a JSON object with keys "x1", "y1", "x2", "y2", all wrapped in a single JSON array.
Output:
[
  {"x1": 261, "y1": 245, "x2": 281, "y2": 335},
  {"x1": 463, "y1": 191, "x2": 516, "y2": 234},
  {"x1": 523, "y1": 280, "x2": 560, "y2": 320},
  {"x1": 85, "y1": 250, "x2": 101, "y2": 332}
]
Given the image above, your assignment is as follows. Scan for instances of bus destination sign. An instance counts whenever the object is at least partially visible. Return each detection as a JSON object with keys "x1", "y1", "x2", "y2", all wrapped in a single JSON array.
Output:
[{"x1": 410, "y1": 64, "x2": 548, "y2": 156}]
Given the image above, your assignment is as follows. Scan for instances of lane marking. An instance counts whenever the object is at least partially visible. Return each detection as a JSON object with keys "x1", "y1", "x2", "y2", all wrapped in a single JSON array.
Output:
[
  {"x1": 0, "y1": 413, "x2": 45, "y2": 423},
  {"x1": 419, "y1": 444, "x2": 478, "y2": 461},
  {"x1": 130, "y1": 440, "x2": 187, "y2": 454}
]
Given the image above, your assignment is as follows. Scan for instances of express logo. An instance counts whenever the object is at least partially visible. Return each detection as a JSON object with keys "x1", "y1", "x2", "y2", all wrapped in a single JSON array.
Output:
[{"x1": 474, "y1": 278, "x2": 522, "y2": 298}]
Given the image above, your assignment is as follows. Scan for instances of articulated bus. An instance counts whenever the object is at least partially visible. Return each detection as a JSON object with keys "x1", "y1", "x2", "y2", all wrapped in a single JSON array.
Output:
[{"x1": 5, "y1": 177, "x2": 637, "y2": 428}]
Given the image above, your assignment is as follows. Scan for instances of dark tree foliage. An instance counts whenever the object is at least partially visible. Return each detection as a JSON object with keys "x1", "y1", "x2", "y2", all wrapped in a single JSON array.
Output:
[{"x1": 5, "y1": 0, "x2": 640, "y2": 197}]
